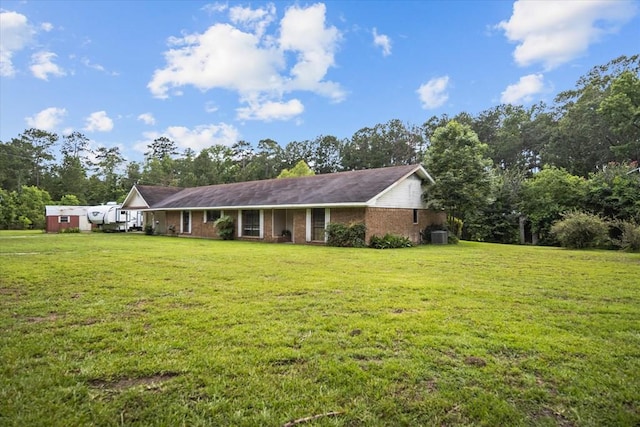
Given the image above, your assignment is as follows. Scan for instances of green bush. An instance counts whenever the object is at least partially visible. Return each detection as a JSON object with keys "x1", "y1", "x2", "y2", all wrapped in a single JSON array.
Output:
[
  {"x1": 144, "y1": 225, "x2": 154, "y2": 235},
  {"x1": 369, "y1": 234, "x2": 413, "y2": 249},
  {"x1": 326, "y1": 222, "x2": 366, "y2": 247},
  {"x1": 551, "y1": 211, "x2": 608, "y2": 249},
  {"x1": 59, "y1": 227, "x2": 80, "y2": 234},
  {"x1": 448, "y1": 216, "x2": 464, "y2": 238},
  {"x1": 613, "y1": 221, "x2": 640, "y2": 252},
  {"x1": 214, "y1": 215, "x2": 235, "y2": 240}
]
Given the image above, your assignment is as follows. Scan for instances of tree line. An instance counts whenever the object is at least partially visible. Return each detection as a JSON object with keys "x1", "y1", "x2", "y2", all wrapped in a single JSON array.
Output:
[{"x1": 1, "y1": 55, "x2": 638, "y2": 242}]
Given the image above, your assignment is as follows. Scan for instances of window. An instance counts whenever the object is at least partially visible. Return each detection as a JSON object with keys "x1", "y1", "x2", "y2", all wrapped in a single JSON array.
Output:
[
  {"x1": 413, "y1": 209, "x2": 419, "y2": 224},
  {"x1": 242, "y1": 210, "x2": 260, "y2": 237},
  {"x1": 182, "y1": 211, "x2": 191, "y2": 233},
  {"x1": 59, "y1": 216, "x2": 69, "y2": 223},
  {"x1": 311, "y1": 208, "x2": 325, "y2": 241},
  {"x1": 205, "y1": 210, "x2": 221, "y2": 223}
]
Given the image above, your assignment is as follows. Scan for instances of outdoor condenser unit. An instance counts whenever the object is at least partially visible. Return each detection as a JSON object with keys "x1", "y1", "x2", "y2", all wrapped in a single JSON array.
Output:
[{"x1": 431, "y1": 230, "x2": 448, "y2": 244}]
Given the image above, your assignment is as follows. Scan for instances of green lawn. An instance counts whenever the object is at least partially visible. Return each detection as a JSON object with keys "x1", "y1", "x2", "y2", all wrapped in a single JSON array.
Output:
[{"x1": 1, "y1": 232, "x2": 638, "y2": 426}]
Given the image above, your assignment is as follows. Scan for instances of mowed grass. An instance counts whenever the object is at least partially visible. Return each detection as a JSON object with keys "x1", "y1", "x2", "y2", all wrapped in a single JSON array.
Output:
[{"x1": 0, "y1": 232, "x2": 638, "y2": 426}]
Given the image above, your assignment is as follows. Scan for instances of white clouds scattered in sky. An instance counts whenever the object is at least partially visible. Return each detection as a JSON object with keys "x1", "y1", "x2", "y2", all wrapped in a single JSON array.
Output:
[
  {"x1": 0, "y1": 11, "x2": 34, "y2": 77},
  {"x1": 136, "y1": 124, "x2": 241, "y2": 153},
  {"x1": 237, "y1": 98, "x2": 304, "y2": 121},
  {"x1": 137, "y1": 113, "x2": 156, "y2": 126},
  {"x1": 25, "y1": 107, "x2": 67, "y2": 130},
  {"x1": 30, "y1": 51, "x2": 65, "y2": 80},
  {"x1": 417, "y1": 76, "x2": 450, "y2": 110},
  {"x1": 40, "y1": 22, "x2": 53, "y2": 32},
  {"x1": 498, "y1": 0, "x2": 637, "y2": 70},
  {"x1": 372, "y1": 28, "x2": 391, "y2": 56},
  {"x1": 148, "y1": 3, "x2": 343, "y2": 121},
  {"x1": 84, "y1": 111, "x2": 114, "y2": 132},
  {"x1": 501, "y1": 74, "x2": 545, "y2": 104}
]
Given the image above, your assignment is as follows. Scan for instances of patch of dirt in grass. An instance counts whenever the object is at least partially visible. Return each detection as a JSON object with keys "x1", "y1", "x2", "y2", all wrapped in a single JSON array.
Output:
[
  {"x1": 392, "y1": 378, "x2": 438, "y2": 402},
  {"x1": 464, "y1": 356, "x2": 487, "y2": 367},
  {"x1": 532, "y1": 406, "x2": 575, "y2": 427},
  {"x1": 88, "y1": 372, "x2": 181, "y2": 391},
  {"x1": 25, "y1": 313, "x2": 59, "y2": 323},
  {"x1": 270, "y1": 356, "x2": 306, "y2": 367},
  {"x1": 0, "y1": 287, "x2": 26, "y2": 297}
]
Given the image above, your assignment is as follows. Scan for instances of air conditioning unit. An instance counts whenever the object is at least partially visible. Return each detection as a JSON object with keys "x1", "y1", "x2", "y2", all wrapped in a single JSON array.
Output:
[{"x1": 431, "y1": 230, "x2": 448, "y2": 244}]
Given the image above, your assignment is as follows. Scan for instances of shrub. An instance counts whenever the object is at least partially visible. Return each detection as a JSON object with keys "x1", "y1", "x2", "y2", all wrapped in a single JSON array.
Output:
[
  {"x1": 60, "y1": 227, "x2": 80, "y2": 234},
  {"x1": 369, "y1": 234, "x2": 413, "y2": 249},
  {"x1": 326, "y1": 222, "x2": 366, "y2": 247},
  {"x1": 448, "y1": 216, "x2": 463, "y2": 239},
  {"x1": 214, "y1": 215, "x2": 234, "y2": 240},
  {"x1": 550, "y1": 211, "x2": 608, "y2": 249},
  {"x1": 144, "y1": 225, "x2": 154, "y2": 235},
  {"x1": 613, "y1": 221, "x2": 640, "y2": 252}
]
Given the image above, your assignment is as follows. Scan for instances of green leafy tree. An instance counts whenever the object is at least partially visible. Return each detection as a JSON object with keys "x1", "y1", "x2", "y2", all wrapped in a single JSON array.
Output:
[
  {"x1": 0, "y1": 188, "x2": 15, "y2": 229},
  {"x1": 519, "y1": 166, "x2": 587, "y2": 245},
  {"x1": 465, "y1": 167, "x2": 525, "y2": 244},
  {"x1": 310, "y1": 135, "x2": 343, "y2": 173},
  {"x1": 598, "y1": 70, "x2": 640, "y2": 161},
  {"x1": 422, "y1": 120, "x2": 493, "y2": 225},
  {"x1": 277, "y1": 160, "x2": 315, "y2": 178},
  {"x1": 59, "y1": 194, "x2": 81, "y2": 205},
  {"x1": 585, "y1": 162, "x2": 640, "y2": 222},
  {"x1": 547, "y1": 55, "x2": 639, "y2": 176},
  {"x1": 11, "y1": 185, "x2": 52, "y2": 229},
  {"x1": 92, "y1": 146, "x2": 126, "y2": 202}
]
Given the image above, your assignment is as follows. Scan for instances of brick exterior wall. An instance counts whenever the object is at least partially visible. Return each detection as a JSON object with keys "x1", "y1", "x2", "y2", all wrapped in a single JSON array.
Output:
[
  {"x1": 364, "y1": 207, "x2": 445, "y2": 244},
  {"x1": 160, "y1": 207, "x2": 445, "y2": 245}
]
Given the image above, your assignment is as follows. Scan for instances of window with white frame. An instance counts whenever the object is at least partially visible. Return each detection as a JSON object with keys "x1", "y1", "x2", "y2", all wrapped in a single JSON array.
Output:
[
  {"x1": 59, "y1": 216, "x2": 70, "y2": 223},
  {"x1": 205, "y1": 210, "x2": 222, "y2": 223},
  {"x1": 241, "y1": 210, "x2": 260, "y2": 237}
]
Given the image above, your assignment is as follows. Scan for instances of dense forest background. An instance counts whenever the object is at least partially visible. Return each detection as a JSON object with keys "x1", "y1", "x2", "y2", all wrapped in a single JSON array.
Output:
[{"x1": 1, "y1": 55, "x2": 638, "y2": 245}]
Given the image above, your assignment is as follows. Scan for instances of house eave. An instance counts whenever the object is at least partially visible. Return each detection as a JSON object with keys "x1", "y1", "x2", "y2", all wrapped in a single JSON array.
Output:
[{"x1": 141, "y1": 202, "x2": 371, "y2": 211}]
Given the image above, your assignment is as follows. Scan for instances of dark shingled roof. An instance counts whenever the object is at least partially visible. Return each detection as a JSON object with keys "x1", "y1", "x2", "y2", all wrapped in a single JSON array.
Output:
[
  {"x1": 134, "y1": 164, "x2": 430, "y2": 210},
  {"x1": 135, "y1": 185, "x2": 183, "y2": 207}
]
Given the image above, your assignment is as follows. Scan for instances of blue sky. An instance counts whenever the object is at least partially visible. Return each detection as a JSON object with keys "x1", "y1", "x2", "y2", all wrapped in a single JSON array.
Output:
[{"x1": 1, "y1": 0, "x2": 638, "y2": 163}]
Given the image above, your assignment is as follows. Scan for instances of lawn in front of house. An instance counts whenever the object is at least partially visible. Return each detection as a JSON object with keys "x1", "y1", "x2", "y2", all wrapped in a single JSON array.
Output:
[{"x1": 1, "y1": 232, "x2": 638, "y2": 426}]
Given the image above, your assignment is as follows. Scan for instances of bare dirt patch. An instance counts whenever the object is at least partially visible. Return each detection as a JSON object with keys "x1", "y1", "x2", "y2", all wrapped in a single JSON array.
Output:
[{"x1": 89, "y1": 373, "x2": 181, "y2": 391}]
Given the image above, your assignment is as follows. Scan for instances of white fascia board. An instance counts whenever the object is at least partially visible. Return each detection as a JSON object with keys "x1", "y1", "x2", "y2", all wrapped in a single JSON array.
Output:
[{"x1": 144, "y1": 202, "x2": 369, "y2": 211}]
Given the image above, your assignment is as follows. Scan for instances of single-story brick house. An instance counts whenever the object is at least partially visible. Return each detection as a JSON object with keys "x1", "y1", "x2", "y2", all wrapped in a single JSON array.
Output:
[
  {"x1": 45, "y1": 206, "x2": 94, "y2": 233},
  {"x1": 121, "y1": 164, "x2": 445, "y2": 244}
]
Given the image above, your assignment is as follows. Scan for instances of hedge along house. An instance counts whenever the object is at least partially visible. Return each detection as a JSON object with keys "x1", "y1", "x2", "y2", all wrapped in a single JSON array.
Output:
[{"x1": 121, "y1": 164, "x2": 445, "y2": 244}]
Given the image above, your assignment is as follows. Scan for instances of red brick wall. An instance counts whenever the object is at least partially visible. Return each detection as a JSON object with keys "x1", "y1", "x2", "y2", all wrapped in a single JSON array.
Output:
[
  {"x1": 158, "y1": 207, "x2": 445, "y2": 245},
  {"x1": 364, "y1": 207, "x2": 446, "y2": 244}
]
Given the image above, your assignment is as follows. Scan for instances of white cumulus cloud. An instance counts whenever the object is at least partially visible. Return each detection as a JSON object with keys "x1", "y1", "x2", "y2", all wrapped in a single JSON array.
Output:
[
  {"x1": 25, "y1": 107, "x2": 67, "y2": 130},
  {"x1": 417, "y1": 76, "x2": 450, "y2": 109},
  {"x1": 237, "y1": 98, "x2": 304, "y2": 121},
  {"x1": 497, "y1": 0, "x2": 637, "y2": 69},
  {"x1": 137, "y1": 113, "x2": 156, "y2": 125},
  {"x1": 372, "y1": 28, "x2": 391, "y2": 56},
  {"x1": 30, "y1": 51, "x2": 65, "y2": 80},
  {"x1": 135, "y1": 123, "x2": 241, "y2": 153},
  {"x1": 148, "y1": 3, "x2": 343, "y2": 122},
  {"x1": 0, "y1": 11, "x2": 34, "y2": 77},
  {"x1": 500, "y1": 74, "x2": 545, "y2": 104},
  {"x1": 84, "y1": 111, "x2": 114, "y2": 132}
]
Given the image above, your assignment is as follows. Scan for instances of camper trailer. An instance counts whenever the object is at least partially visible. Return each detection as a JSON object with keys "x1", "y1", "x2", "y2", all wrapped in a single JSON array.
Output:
[{"x1": 87, "y1": 202, "x2": 143, "y2": 232}]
